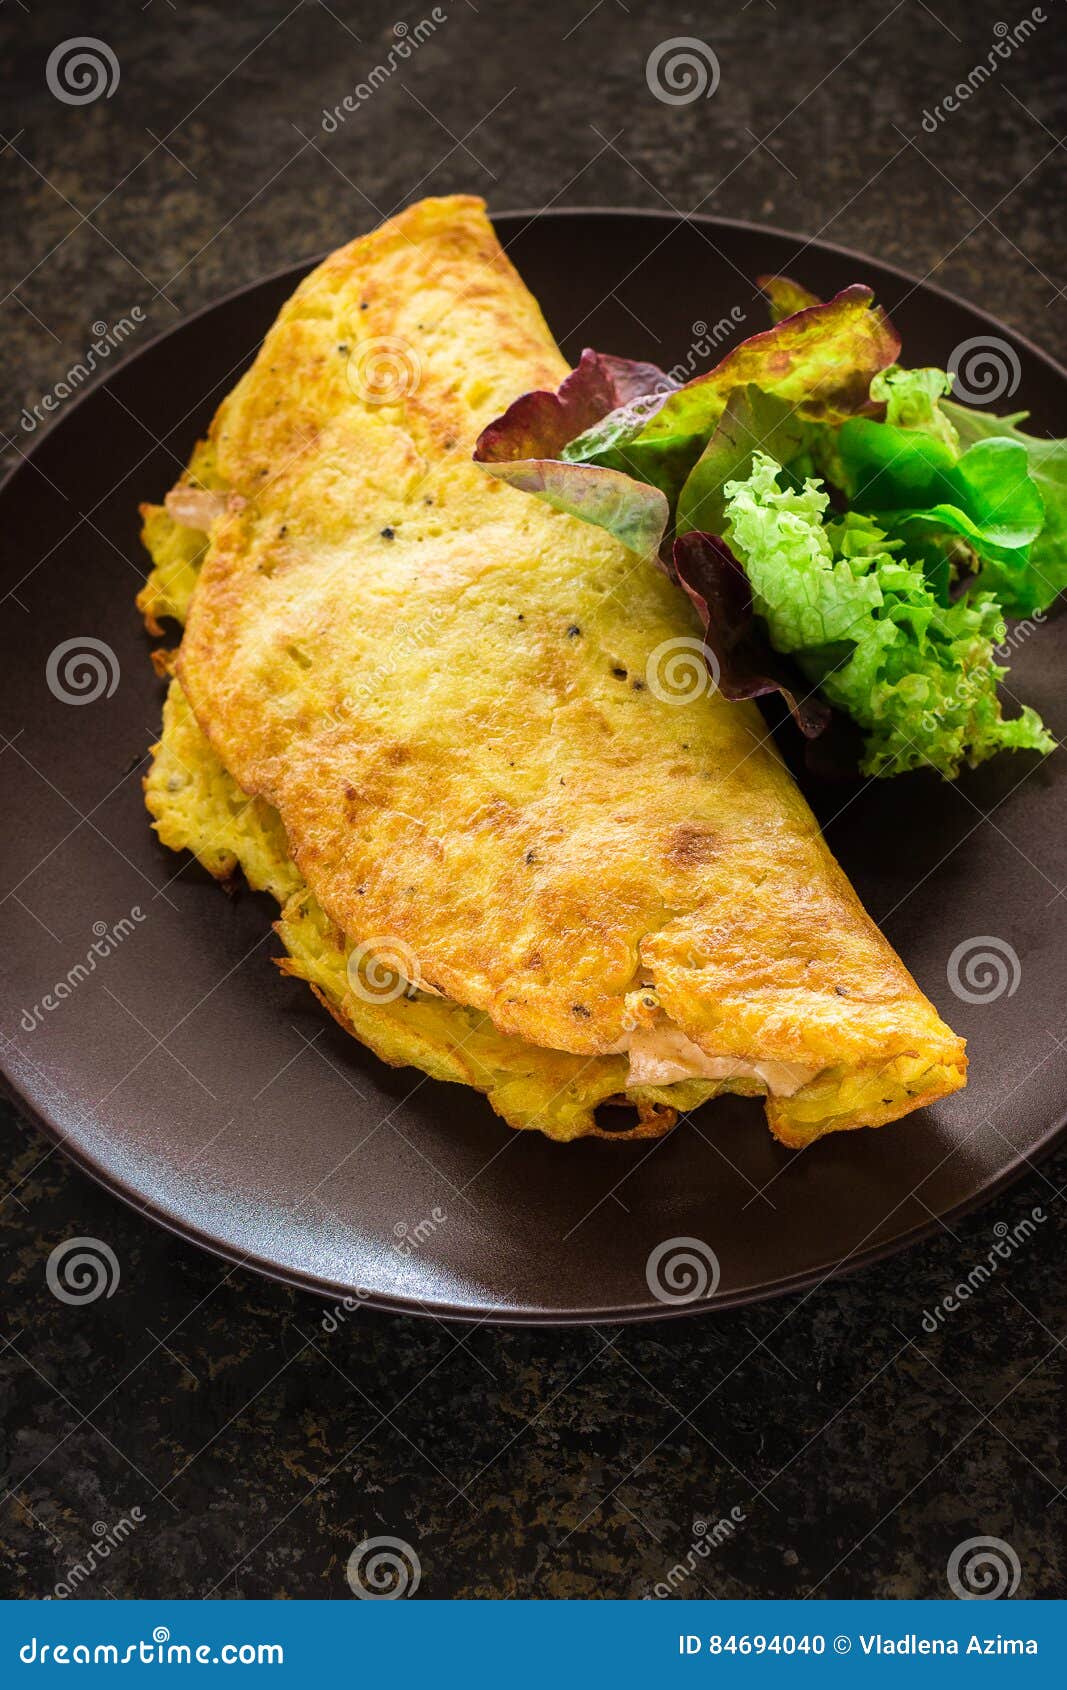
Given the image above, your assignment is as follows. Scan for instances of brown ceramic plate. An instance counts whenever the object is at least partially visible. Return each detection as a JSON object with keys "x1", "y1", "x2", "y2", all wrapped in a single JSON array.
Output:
[{"x1": 2, "y1": 210, "x2": 1065, "y2": 1324}]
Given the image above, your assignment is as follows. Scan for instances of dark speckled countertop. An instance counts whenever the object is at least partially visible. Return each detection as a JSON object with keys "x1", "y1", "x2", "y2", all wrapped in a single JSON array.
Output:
[{"x1": 2, "y1": 0, "x2": 1064, "y2": 1601}]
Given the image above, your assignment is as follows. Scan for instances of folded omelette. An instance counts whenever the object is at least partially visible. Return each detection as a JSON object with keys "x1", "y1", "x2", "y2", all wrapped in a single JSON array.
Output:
[{"x1": 139, "y1": 194, "x2": 966, "y2": 1148}]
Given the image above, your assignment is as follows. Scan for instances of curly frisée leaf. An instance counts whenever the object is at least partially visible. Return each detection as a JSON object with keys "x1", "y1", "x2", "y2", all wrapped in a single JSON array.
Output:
[
  {"x1": 870, "y1": 365, "x2": 960, "y2": 450},
  {"x1": 721, "y1": 454, "x2": 1054, "y2": 779},
  {"x1": 670, "y1": 531, "x2": 831, "y2": 739}
]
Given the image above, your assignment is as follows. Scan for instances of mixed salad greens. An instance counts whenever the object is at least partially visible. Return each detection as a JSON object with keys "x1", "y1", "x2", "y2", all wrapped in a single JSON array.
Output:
[{"x1": 475, "y1": 278, "x2": 1064, "y2": 780}]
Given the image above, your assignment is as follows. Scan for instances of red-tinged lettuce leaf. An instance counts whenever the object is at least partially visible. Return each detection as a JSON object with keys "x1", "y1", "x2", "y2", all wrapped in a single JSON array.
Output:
[
  {"x1": 670, "y1": 531, "x2": 832, "y2": 739},
  {"x1": 480, "y1": 455, "x2": 670, "y2": 560},
  {"x1": 474, "y1": 348, "x2": 675, "y2": 557},
  {"x1": 475, "y1": 348, "x2": 674, "y2": 461},
  {"x1": 564, "y1": 286, "x2": 901, "y2": 502},
  {"x1": 474, "y1": 285, "x2": 900, "y2": 563},
  {"x1": 638, "y1": 285, "x2": 900, "y2": 434},
  {"x1": 757, "y1": 273, "x2": 823, "y2": 324}
]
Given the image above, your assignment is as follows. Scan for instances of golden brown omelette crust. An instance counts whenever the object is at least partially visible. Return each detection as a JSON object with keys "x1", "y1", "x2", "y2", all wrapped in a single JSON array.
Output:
[
  {"x1": 145, "y1": 679, "x2": 720, "y2": 1141},
  {"x1": 162, "y1": 194, "x2": 964, "y2": 1144}
]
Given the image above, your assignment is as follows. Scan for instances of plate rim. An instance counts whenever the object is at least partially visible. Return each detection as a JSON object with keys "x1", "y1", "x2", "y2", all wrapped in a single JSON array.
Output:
[
  {"x1": 3, "y1": 205, "x2": 1065, "y2": 1326},
  {"x1": 4, "y1": 203, "x2": 1066, "y2": 501},
  {"x1": 4, "y1": 1072, "x2": 1064, "y2": 1327}
]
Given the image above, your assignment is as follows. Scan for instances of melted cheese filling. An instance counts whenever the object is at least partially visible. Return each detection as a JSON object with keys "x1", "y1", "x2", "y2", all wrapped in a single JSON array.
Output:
[
  {"x1": 623, "y1": 1022, "x2": 816, "y2": 1096},
  {"x1": 403, "y1": 976, "x2": 818, "y2": 1098},
  {"x1": 378, "y1": 951, "x2": 818, "y2": 1098}
]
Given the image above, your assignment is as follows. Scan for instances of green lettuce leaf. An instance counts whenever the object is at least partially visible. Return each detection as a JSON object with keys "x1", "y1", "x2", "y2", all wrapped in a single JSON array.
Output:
[
  {"x1": 943, "y1": 400, "x2": 1067, "y2": 613},
  {"x1": 674, "y1": 386, "x2": 813, "y2": 538},
  {"x1": 722, "y1": 453, "x2": 1053, "y2": 779},
  {"x1": 837, "y1": 418, "x2": 1045, "y2": 611}
]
